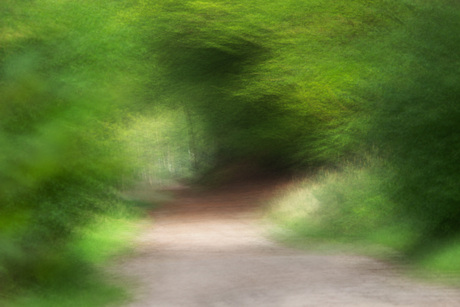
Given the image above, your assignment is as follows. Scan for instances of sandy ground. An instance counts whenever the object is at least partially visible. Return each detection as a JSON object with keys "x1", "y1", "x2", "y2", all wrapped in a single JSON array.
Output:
[{"x1": 116, "y1": 179, "x2": 460, "y2": 307}]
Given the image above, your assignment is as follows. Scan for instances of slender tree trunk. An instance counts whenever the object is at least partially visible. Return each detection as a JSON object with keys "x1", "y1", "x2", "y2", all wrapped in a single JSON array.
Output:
[{"x1": 183, "y1": 105, "x2": 198, "y2": 170}]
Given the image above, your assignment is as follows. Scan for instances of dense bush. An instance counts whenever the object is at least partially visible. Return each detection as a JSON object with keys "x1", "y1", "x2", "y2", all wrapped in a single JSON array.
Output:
[
  {"x1": 0, "y1": 0, "x2": 148, "y2": 291},
  {"x1": 369, "y1": 2, "x2": 460, "y2": 245}
]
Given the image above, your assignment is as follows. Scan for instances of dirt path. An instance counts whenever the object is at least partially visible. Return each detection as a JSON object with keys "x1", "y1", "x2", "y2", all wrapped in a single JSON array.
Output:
[{"x1": 117, "y1": 179, "x2": 460, "y2": 306}]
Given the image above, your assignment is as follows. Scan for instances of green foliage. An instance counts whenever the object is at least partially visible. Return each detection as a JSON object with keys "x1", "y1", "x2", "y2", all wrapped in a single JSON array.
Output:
[
  {"x1": 146, "y1": 0, "x2": 410, "y2": 169},
  {"x1": 2, "y1": 0, "x2": 460, "y2": 299},
  {"x1": 1, "y1": 215, "x2": 140, "y2": 307},
  {"x1": 223, "y1": 0, "x2": 460, "y2": 272},
  {"x1": 312, "y1": 167, "x2": 394, "y2": 237},
  {"x1": 368, "y1": 2, "x2": 460, "y2": 244},
  {"x1": 416, "y1": 236, "x2": 460, "y2": 278},
  {"x1": 0, "y1": 0, "x2": 150, "y2": 296},
  {"x1": 267, "y1": 164, "x2": 401, "y2": 241},
  {"x1": 119, "y1": 108, "x2": 201, "y2": 184},
  {"x1": 266, "y1": 165, "x2": 419, "y2": 258}
]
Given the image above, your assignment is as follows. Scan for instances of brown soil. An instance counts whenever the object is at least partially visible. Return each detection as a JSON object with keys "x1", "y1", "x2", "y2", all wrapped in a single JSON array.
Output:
[{"x1": 116, "y1": 178, "x2": 460, "y2": 306}]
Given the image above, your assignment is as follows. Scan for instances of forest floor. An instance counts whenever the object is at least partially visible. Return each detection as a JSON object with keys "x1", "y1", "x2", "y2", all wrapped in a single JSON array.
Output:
[{"x1": 115, "y1": 177, "x2": 460, "y2": 306}]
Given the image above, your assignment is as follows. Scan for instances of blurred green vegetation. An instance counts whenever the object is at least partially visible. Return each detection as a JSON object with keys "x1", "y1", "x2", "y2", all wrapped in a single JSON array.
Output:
[
  {"x1": 147, "y1": 0, "x2": 392, "y2": 168},
  {"x1": 1, "y1": 0, "x2": 460, "y2": 303},
  {"x1": 1, "y1": 214, "x2": 141, "y2": 307},
  {"x1": 0, "y1": 0, "x2": 158, "y2": 304},
  {"x1": 151, "y1": 0, "x2": 460, "y2": 274}
]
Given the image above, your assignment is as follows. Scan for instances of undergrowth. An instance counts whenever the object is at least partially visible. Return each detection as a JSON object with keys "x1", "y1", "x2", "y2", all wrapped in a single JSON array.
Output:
[
  {"x1": 1, "y1": 208, "x2": 144, "y2": 307},
  {"x1": 266, "y1": 164, "x2": 460, "y2": 284}
]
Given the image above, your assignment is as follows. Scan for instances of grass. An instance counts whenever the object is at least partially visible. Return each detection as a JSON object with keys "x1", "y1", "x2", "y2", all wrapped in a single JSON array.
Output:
[
  {"x1": 71, "y1": 215, "x2": 143, "y2": 265},
  {"x1": 3, "y1": 281, "x2": 127, "y2": 307},
  {"x1": 411, "y1": 236, "x2": 460, "y2": 285}
]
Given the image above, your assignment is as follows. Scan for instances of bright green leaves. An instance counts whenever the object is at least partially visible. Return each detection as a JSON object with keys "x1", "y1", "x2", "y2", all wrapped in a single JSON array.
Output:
[{"x1": 0, "y1": 0, "x2": 151, "y2": 291}]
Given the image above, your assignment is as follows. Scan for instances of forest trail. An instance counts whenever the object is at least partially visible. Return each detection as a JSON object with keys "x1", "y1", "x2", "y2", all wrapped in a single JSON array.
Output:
[{"x1": 117, "y1": 178, "x2": 460, "y2": 307}]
